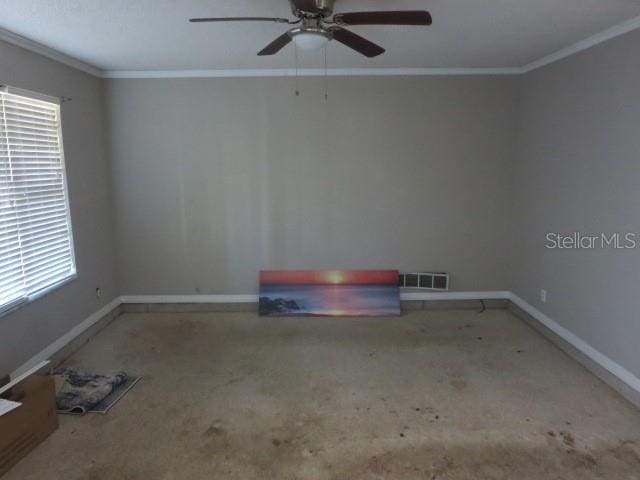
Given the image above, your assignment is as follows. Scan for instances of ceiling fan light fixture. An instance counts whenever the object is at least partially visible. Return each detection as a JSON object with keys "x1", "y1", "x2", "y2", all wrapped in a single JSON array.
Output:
[{"x1": 290, "y1": 29, "x2": 331, "y2": 50}]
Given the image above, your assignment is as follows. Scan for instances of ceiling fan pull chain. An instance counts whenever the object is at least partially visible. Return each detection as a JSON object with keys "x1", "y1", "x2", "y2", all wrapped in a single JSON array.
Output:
[
  {"x1": 324, "y1": 45, "x2": 328, "y2": 101},
  {"x1": 294, "y1": 43, "x2": 300, "y2": 97}
]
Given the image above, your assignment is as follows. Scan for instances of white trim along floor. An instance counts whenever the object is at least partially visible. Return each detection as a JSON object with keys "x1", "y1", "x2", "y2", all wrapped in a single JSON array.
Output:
[{"x1": 11, "y1": 291, "x2": 640, "y2": 409}]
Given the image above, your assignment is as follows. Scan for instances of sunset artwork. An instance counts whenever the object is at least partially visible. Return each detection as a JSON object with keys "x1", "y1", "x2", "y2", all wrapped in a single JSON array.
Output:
[{"x1": 259, "y1": 270, "x2": 401, "y2": 317}]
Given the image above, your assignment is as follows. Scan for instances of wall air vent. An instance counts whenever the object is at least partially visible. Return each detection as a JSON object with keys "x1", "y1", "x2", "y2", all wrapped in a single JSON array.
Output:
[{"x1": 399, "y1": 272, "x2": 449, "y2": 291}]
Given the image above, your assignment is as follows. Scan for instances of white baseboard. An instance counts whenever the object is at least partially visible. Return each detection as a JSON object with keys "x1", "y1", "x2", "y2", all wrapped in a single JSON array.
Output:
[
  {"x1": 508, "y1": 292, "x2": 640, "y2": 398},
  {"x1": 10, "y1": 296, "x2": 123, "y2": 379},
  {"x1": 121, "y1": 291, "x2": 511, "y2": 304},
  {"x1": 400, "y1": 290, "x2": 510, "y2": 301},
  {"x1": 120, "y1": 294, "x2": 258, "y2": 304},
  {"x1": 11, "y1": 291, "x2": 640, "y2": 404}
]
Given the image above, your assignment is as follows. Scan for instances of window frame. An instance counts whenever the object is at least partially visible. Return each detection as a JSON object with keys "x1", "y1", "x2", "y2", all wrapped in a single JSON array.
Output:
[{"x1": 0, "y1": 85, "x2": 77, "y2": 316}]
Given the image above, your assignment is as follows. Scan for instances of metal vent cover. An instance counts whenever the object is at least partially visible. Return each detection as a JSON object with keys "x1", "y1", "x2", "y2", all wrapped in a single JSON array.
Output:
[{"x1": 399, "y1": 272, "x2": 449, "y2": 291}]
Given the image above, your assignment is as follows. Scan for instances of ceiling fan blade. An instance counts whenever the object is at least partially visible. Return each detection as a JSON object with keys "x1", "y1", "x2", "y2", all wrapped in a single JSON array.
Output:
[
  {"x1": 290, "y1": 0, "x2": 321, "y2": 14},
  {"x1": 258, "y1": 32, "x2": 293, "y2": 56},
  {"x1": 190, "y1": 17, "x2": 292, "y2": 23},
  {"x1": 333, "y1": 11, "x2": 432, "y2": 26},
  {"x1": 329, "y1": 27, "x2": 385, "y2": 58}
]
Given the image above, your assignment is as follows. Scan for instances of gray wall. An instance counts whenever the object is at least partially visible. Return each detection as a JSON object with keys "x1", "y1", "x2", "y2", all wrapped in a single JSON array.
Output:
[
  {"x1": 513, "y1": 29, "x2": 640, "y2": 378},
  {"x1": 5, "y1": 25, "x2": 638, "y2": 387},
  {"x1": 105, "y1": 76, "x2": 517, "y2": 295},
  {"x1": 0, "y1": 40, "x2": 118, "y2": 375}
]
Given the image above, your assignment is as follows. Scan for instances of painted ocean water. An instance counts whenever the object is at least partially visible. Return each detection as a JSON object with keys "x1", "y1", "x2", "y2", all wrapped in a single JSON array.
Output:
[{"x1": 259, "y1": 284, "x2": 400, "y2": 316}]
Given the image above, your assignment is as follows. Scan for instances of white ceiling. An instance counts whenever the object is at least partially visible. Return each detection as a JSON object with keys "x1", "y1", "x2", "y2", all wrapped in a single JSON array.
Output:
[{"x1": 1, "y1": 0, "x2": 640, "y2": 73}]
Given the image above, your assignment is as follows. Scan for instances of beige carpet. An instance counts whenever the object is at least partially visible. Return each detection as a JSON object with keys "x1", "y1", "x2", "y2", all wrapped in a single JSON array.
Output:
[{"x1": 5, "y1": 309, "x2": 640, "y2": 479}]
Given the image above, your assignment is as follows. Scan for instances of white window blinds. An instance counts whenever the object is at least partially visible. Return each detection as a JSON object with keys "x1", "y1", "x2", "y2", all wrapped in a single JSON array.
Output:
[{"x1": 0, "y1": 87, "x2": 76, "y2": 312}]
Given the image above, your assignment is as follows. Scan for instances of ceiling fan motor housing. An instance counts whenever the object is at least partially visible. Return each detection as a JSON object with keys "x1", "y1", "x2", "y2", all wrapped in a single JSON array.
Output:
[{"x1": 290, "y1": 0, "x2": 336, "y2": 18}]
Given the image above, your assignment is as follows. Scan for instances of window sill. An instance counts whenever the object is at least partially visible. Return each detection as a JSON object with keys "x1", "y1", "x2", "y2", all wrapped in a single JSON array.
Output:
[{"x1": 0, "y1": 273, "x2": 78, "y2": 319}]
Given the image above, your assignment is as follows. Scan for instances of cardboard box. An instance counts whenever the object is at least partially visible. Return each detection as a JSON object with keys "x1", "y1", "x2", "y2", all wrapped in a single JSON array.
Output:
[{"x1": 0, "y1": 375, "x2": 58, "y2": 477}]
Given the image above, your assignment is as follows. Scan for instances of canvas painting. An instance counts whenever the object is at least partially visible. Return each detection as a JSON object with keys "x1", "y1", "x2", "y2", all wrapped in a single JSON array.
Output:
[{"x1": 259, "y1": 270, "x2": 400, "y2": 316}]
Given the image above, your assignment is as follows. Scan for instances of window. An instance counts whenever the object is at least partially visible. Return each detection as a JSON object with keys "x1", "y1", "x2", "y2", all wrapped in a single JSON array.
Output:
[{"x1": 0, "y1": 86, "x2": 76, "y2": 313}]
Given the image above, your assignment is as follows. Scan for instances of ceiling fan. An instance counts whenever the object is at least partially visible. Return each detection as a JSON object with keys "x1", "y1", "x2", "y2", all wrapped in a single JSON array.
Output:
[{"x1": 190, "y1": 0, "x2": 432, "y2": 58}]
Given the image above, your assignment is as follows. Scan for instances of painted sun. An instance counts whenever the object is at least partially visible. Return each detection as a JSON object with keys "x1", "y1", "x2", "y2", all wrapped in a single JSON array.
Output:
[{"x1": 325, "y1": 271, "x2": 345, "y2": 284}]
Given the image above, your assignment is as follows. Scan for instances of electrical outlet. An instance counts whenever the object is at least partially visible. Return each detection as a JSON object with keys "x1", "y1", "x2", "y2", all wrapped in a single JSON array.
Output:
[
  {"x1": 540, "y1": 289, "x2": 547, "y2": 303},
  {"x1": 95, "y1": 287, "x2": 102, "y2": 299}
]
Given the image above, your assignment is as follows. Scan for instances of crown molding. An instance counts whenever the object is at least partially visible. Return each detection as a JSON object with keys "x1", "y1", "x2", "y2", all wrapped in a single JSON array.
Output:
[
  {"x1": 3, "y1": 14, "x2": 640, "y2": 79},
  {"x1": 520, "y1": 14, "x2": 640, "y2": 73},
  {"x1": 0, "y1": 27, "x2": 103, "y2": 77},
  {"x1": 102, "y1": 67, "x2": 521, "y2": 79}
]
